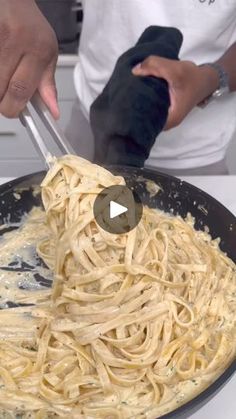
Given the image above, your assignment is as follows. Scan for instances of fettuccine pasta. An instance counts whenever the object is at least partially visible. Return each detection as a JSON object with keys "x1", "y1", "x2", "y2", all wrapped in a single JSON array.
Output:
[{"x1": 0, "y1": 154, "x2": 235, "y2": 418}]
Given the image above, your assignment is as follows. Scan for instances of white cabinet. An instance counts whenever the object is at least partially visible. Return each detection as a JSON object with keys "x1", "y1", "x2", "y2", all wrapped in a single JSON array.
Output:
[{"x1": 0, "y1": 55, "x2": 78, "y2": 177}]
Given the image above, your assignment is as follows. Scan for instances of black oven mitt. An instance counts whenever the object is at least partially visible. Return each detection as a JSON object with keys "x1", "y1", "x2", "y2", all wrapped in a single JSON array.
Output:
[{"x1": 90, "y1": 25, "x2": 183, "y2": 167}]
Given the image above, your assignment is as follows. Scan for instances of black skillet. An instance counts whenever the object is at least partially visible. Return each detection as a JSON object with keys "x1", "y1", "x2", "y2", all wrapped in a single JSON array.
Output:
[{"x1": 0, "y1": 166, "x2": 235, "y2": 418}]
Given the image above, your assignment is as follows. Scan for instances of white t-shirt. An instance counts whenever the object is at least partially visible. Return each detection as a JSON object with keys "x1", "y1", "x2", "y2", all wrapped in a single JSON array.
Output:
[{"x1": 74, "y1": 0, "x2": 236, "y2": 169}]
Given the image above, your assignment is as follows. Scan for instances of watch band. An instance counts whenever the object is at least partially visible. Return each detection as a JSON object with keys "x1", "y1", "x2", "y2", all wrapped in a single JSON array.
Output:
[{"x1": 198, "y1": 62, "x2": 229, "y2": 107}]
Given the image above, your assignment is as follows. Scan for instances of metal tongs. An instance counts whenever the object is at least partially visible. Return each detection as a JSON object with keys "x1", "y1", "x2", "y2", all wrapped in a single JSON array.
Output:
[{"x1": 20, "y1": 92, "x2": 75, "y2": 169}]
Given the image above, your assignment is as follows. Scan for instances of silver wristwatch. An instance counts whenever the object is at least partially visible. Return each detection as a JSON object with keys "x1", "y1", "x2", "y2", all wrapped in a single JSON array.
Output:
[{"x1": 199, "y1": 62, "x2": 229, "y2": 106}]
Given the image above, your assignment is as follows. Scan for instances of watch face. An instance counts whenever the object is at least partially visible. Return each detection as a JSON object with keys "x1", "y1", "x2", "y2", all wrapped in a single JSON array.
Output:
[
  {"x1": 213, "y1": 86, "x2": 229, "y2": 99},
  {"x1": 198, "y1": 63, "x2": 230, "y2": 106},
  {"x1": 213, "y1": 89, "x2": 222, "y2": 98}
]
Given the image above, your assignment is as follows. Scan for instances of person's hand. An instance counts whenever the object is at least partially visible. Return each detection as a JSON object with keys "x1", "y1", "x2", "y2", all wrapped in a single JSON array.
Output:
[
  {"x1": 0, "y1": 0, "x2": 59, "y2": 119},
  {"x1": 132, "y1": 56, "x2": 219, "y2": 130}
]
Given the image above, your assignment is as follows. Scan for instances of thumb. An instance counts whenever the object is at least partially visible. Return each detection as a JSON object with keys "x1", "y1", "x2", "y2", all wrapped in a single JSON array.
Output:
[
  {"x1": 38, "y1": 63, "x2": 60, "y2": 120},
  {"x1": 132, "y1": 57, "x2": 170, "y2": 80}
]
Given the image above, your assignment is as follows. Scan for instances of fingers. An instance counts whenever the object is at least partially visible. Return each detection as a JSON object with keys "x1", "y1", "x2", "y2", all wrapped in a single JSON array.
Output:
[
  {"x1": 38, "y1": 60, "x2": 60, "y2": 120},
  {"x1": 0, "y1": 54, "x2": 49, "y2": 118},
  {"x1": 0, "y1": 24, "x2": 22, "y2": 102},
  {"x1": 0, "y1": 58, "x2": 21, "y2": 104},
  {"x1": 0, "y1": 0, "x2": 59, "y2": 118},
  {"x1": 132, "y1": 56, "x2": 186, "y2": 130},
  {"x1": 132, "y1": 56, "x2": 204, "y2": 130},
  {"x1": 132, "y1": 56, "x2": 185, "y2": 91},
  {"x1": 132, "y1": 56, "x2": 170, "y2": 79},
  {"x1": 0, "y1": 56, "x2": 60, "y2": 120}
]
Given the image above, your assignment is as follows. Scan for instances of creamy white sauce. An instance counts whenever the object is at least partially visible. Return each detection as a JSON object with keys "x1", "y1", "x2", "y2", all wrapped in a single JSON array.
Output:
[{"x1": 0, "y1": 208, "x2": 52, "y2": 309}]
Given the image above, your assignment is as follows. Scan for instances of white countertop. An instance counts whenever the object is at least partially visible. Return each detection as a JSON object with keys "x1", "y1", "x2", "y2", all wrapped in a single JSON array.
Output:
[{"x1": 0, "y1": 175, "x2": 235, "y2": 419}]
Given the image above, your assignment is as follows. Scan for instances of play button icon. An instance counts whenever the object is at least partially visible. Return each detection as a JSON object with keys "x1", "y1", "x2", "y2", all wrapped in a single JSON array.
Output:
[
  {"x1": 93, "y1": 185, "x2": 143, "y2": 234},
  {"x1": 110, "y1": 201, "x2": 127, "y2": 219}
]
